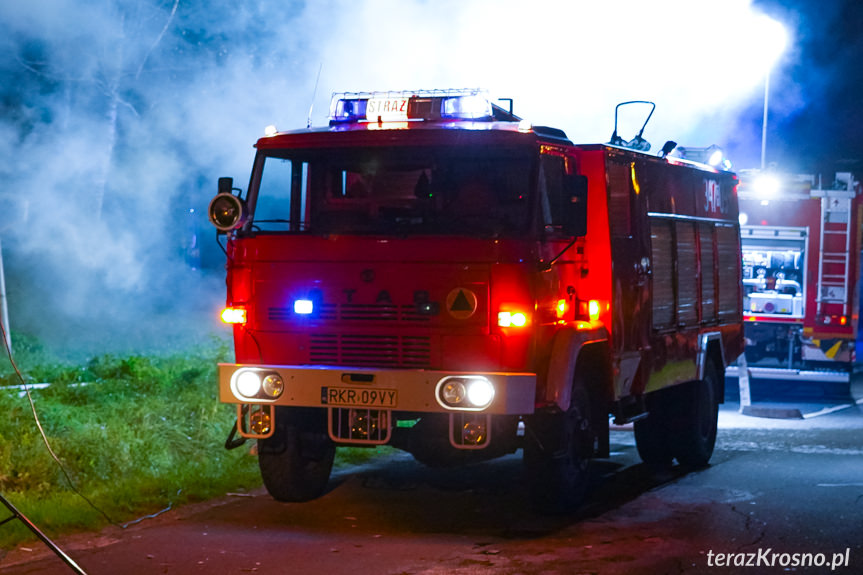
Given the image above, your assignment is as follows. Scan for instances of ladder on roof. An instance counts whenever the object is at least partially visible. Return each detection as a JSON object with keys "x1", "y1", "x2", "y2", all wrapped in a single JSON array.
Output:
[{"x1": 816, "y1": 194, "x2": 852, "y2": 317}]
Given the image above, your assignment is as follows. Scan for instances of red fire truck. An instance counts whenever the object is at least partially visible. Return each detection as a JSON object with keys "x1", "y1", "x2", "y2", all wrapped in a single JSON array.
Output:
[
  {"x1": 729, "y1": 170, "x2": 862, "y2": 385},
  {"x1": 209, "y1": 90, "x2": 744, "y2": 511}
]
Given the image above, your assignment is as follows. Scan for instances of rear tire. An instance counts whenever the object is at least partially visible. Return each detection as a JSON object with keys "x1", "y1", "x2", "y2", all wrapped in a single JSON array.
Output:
[
  {"x1": 258, "y1": 407, "x2": 335, "y2": 502},
  {"x1": 633, "y1": 404, "x2": 674, "y2": 467},
  {"x1": 634, "y1": 360, "x2": 720, "y2": 469},
  {"x1": 672, "y1": 361, "x2": 719, "y2": 468}
]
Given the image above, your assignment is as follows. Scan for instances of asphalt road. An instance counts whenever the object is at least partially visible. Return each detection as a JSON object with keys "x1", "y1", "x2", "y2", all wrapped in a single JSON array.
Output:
[{"x1": 2, "y1": 377, "x2": 862, "y2": 575}]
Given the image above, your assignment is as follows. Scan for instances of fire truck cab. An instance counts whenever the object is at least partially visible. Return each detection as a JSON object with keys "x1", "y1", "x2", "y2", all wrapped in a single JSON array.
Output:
[{"x1": 210, "y1": 90, "x2": 744, "y2": 511}]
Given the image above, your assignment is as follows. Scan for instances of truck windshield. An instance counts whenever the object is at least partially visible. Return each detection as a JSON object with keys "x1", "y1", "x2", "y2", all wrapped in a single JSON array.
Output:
[{"x1": 248, "y1": 145, "x2": 535, "y2": 236}]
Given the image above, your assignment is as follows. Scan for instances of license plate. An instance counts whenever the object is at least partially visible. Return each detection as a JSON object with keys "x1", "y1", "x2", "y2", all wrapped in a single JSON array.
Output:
[
  {"x1": 366, "y1": 97, "x2": 409, "y2": 121},
  {"x1": 321, "y1": 387, "x2": 398, "y2": 408}
]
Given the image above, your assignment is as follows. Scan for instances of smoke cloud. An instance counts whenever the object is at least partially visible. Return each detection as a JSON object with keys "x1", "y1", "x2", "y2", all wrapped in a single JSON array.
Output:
[{"x1": 0, "y1": 0, "x2": 797, "y2": 357}]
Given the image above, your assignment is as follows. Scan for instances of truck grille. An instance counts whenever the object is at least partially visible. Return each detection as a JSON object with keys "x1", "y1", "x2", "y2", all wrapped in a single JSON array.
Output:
[
  {"x1": 309, "y1": 334, "x2": 432, "y2": 368},
  {"x1": 269, "y1": 303, "x2": 432, "y2": 323}
]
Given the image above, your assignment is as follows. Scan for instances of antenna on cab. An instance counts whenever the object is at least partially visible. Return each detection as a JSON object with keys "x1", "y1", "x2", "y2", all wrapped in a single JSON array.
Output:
[{"x1": 307, "y1": 63, "x2": 323, "y2": 129}]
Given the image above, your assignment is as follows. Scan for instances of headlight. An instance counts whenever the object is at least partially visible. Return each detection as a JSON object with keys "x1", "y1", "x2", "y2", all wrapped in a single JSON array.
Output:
[
  {"x1": 232, "y1": 369, "x2": 284, "y2": 401},
  {"x1": 466, "y1": 379, "x2": 494, "y2": 408},
  {"x1": 441, "y1": 380, "x2": 466, "y2": 404},
  {"x1": 234, "y1": 370, "x2": 262, "y2": 398},
  {"x1": 261, "y1": 374, "x2": 284, "y2": 398},
  {"x1": 436, "y1": 376, "x2": 495, "y2": 410}
]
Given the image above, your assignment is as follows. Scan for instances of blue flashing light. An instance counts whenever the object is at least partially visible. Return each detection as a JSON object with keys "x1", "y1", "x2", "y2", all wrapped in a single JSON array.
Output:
[
  {"x1": 294, "y1": 299, "x2": 314, "y2": 315},
  {"x1": 441, "y1": 94, "x2": 492, "y2": 120},
  {"x1": 330, "y1": 98, "x2": 368, "y2": 123}
]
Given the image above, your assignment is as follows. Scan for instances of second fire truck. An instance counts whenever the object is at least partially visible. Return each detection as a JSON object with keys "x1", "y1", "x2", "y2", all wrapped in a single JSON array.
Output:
[
  {"x1": 731, "y1": 170, "x2": 862, "y2": 385},
  {"x1": 209, "y1": 90, "x2": 744, "y2": 511}
]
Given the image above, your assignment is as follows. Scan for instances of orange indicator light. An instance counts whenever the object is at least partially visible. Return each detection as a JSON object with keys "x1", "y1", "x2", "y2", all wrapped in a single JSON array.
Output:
[
  {"x1": 498, "y1": 311, "x2": 529, "y2": 328},
  {"x1": 556, "y1": 299, "x2": 567, "y2": 319},
  {"x1": 588, "y1": 300, "x2": 601, "y2": 321},
  {"x1": 221, "y1": 307, "x2": 247, "y2": 325}
]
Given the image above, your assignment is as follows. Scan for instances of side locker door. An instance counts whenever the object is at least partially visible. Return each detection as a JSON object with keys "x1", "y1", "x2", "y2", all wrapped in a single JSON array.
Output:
[{"x1": 607, "y1": 155, "x2": 651, "y2": 397}]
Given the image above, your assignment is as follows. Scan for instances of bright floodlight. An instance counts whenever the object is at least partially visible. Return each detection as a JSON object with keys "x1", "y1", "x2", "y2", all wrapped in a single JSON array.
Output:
[
  {"x1": 753, "y1": 174, "x2": 781, "y2": 200},
  {"x1": 751, "y1": 14, "x2": 789, "y2": 169},
  {"x1": 751, "y1": 13, "x2": 788, "y2": 70},
  {"x1": 707, "y1": 148, "x2": 723, "y2": 166}
]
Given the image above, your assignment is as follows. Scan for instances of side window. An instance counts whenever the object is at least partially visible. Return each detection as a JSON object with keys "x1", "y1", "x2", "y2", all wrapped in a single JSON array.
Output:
[
  {"x1": 607, "y1": 161, "x2": 632, "y2": 237},
  {"x1": 539, "y1": 154, "x2": 566, "y2": 231},
  {"x1": 256, "y1": 158, "x2": 293, "y2": 221},
  {"x1": 254, "y1": 158, "x2": 308, "y2": 230}
]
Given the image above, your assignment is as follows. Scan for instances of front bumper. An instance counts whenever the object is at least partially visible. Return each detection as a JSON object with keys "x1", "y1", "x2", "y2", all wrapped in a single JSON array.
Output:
[{"x1": 218, "y1": 363, "x2": 537, "y2": 415}]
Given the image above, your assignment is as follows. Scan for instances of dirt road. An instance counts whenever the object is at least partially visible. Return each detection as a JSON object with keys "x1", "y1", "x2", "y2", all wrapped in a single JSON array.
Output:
[{"x1": 3, "y1": 401, "x2": 862, "y2": 575}]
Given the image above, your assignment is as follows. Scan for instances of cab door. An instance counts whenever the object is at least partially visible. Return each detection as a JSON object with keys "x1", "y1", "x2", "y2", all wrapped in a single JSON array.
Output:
[
  {"x1": 536, "y1": 146, "x2": 588, "y2": 334},
  {"x1": 607, "y1": 154, "x2": 651, "y2": 397}
]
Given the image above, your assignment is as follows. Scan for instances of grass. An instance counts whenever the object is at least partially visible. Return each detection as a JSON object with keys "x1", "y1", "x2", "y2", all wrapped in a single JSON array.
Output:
[
  {"x1": 0, "y1": 334, "x2": 262, "y2": 549},
  {"x1": 0, "y1": 333, "x2": 395, "y2": 550}
]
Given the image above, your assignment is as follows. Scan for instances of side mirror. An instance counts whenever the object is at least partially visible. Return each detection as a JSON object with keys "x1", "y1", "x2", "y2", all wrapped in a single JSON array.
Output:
[
  {"x1": 208, "y1": 177, "x2": 248, "y2": 232},
  {"x1": 561, "y1": 174, "x2": 588, "y2": 237},
  {"x1": 218, "y1": 177, "x2": 234, "y2": 195}
]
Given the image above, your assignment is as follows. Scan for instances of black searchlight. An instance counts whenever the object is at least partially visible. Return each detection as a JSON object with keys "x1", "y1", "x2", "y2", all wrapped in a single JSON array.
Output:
[{"x1": 208, "y1": 192, "x2": 247, "y2": 232}]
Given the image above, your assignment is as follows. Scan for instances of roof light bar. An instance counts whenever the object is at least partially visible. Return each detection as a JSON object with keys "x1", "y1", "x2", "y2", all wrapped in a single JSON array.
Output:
[
  {"x1": 668, "y1": 145, "x2": 732, "y2": 171},
  {"x1": 329, "y1": 89, "x2": 493, "y2": 125}
]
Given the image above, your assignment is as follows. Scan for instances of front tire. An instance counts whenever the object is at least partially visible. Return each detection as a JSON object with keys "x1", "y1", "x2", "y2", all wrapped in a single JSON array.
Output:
[
  {"x1": 524, "y1": 386, "x2": 593, "y2": 514},
  {"x1": 258, "y1": 407, "x2": 335, "y2": 502}
]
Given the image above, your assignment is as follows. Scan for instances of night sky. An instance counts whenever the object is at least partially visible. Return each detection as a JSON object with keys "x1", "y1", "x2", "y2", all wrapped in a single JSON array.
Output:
[{"x1": 749, "y1": 0, "x2": 863, "y2": 176}]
